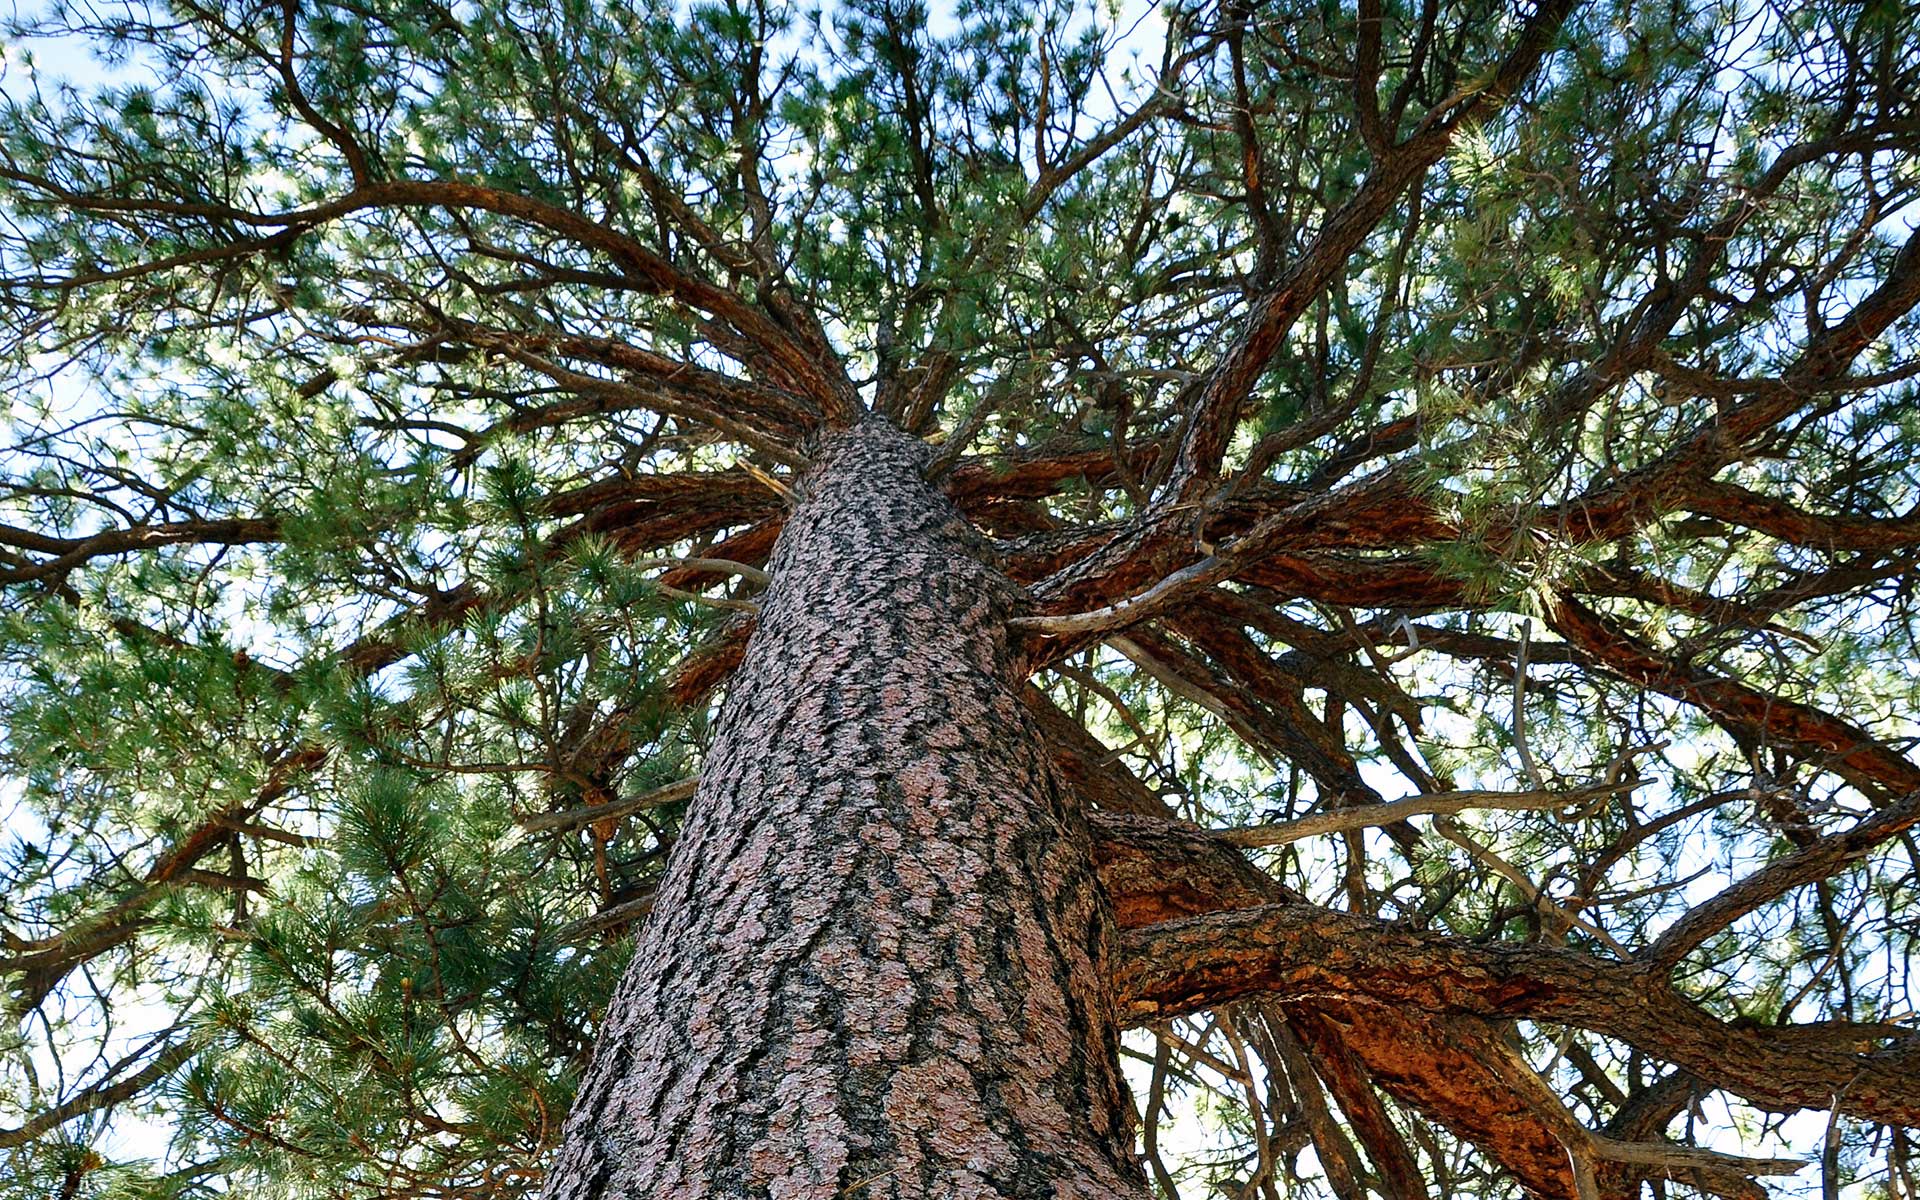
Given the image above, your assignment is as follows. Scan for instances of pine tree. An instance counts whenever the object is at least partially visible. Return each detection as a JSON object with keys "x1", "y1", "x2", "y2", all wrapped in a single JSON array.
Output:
[{"x1": 1, "y1": 0, "x2": 1917, "y2": 1198}]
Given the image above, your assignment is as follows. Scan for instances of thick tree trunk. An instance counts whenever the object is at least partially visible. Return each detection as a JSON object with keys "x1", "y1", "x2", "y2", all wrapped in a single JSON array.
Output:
[{"x1": 541, "y1": 418, "x2": 1148, "y2": 1200}]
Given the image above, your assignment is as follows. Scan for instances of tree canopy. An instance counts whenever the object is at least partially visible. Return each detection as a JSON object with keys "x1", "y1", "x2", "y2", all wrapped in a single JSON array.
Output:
[{"x1": 0, "y1": 0, "x2": 1917, "y2": 1196}]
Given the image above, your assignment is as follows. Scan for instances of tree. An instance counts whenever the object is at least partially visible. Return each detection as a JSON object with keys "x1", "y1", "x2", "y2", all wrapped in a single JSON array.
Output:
[{"x1": 0, "y1": 0, "x2": 1916, "y2": 1194}]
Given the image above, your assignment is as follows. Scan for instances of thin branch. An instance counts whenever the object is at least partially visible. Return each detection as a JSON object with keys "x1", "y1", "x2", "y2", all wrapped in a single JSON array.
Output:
[
  {"x1": 1643, "y1": 789, "x2": 1920, "y2": 970},
  {"x1": 1214, "y1": 782, "x2": 1632, "y2": 848},
  {"x1": 518, "y1": 776, "x2": 699, "y2": 835}
]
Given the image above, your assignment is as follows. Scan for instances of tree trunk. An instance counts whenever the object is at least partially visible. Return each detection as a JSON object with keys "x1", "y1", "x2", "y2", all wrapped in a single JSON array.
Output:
[{"x1": 540, "y1": 418, "x2": 1149, "y2": 1200}]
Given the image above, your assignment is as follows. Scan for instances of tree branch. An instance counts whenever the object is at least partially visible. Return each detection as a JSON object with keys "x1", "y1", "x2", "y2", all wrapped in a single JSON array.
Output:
[{"x1": 1113, "y1": 902, "x2": 1920, "y2": 1126}]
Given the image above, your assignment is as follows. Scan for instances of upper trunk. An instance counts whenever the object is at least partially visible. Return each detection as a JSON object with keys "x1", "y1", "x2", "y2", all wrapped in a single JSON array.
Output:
[{"x1": 540, "y1": 418, "x2": 1148, "y2": 1200}]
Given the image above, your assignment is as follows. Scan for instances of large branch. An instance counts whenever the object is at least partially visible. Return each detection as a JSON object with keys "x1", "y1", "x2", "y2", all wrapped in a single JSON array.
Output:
[
  {"x1": 1088, "y1": 813, "x2": 1607, "y2": 1197},
  {"x1": 0, "y1": 516, "x2": 282, "y2": 585},
  {"x1": 1546, "y1": 593, "x2": 1920, "y2": 799},
  {"x1": 0, "y1": 1034, "x2": 199, "y2": 1149},
  {"x1": 1014, "y1": 464, "x2": 1429, "y2": 654},
  {"x1": 1013, "y1": 216, "x2": 1920, "y2": 657},
  {"x1": 1682, "y1": 479, "x2": 1920, "y2": 551},
  {"x1": 1547, "y1": 220, "x2": 1920, "y2": 544},
  {"x1": 1113, "y1": 900, "x2": 1920, "y2": 1126},
  {"x1": 1287, "y1": 1004, "x2": 1594, "y2": 1198},
  {"x1": 2, "y1": 746, "x2": 327, "y2": 1013},
  {"x1": 1644, "y1": 789, "x2": 1920, "y2": 970}
]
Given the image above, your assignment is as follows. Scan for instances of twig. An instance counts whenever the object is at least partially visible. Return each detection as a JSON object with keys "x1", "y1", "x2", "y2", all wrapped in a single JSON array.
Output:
[
  {"x1": 739, "y1": 460, "x2": 795, "y2": 500},
  {"x1": 1643, "y1": 789, "x2": 1920, "y2": 970},
  {"x1": 1216, "y1": 782, "x2": 1634, "y2": 849},
  {"x1": 558, "y1": 892, "x2": 656, "y2": 942},
  {"x1": 1589, "y1": 1134, "x2": 1805, "y2": 1177},
  {"x1": 632, "y1": 556, "x2": 771, "y2": 587},
  {"x1": 518, "y1": 776, "x2": 699, "y2": 834},
  {"x1": 1010, "y1": 551, "x2": 1230, "y2": 637},
  {"x1": 1433, "y1": 815, "x2": 1634, "y2": 957},
  {"x1": 1513, "y1": 616, "x2": 1546, "y2": 789},
  {"x1": 924, "y1": 393, "x2": 1006, "y2": 479},
  {"x1": 652, "y1": 582, "x2": 760, "y2": 614}
]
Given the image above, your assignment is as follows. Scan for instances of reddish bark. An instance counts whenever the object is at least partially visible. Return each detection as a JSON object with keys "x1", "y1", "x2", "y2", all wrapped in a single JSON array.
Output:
[
  {"x1": 1088, "y1": 813, "x2": 1584, "y2": 1198},
  {"x1": 1112, "y1": 901, "x2": 1920, "y2": 1127},
  {"x1": 1547, "y1": 594, "x2": 1920, "y2": 799},
  {"x1": 541, "y1": 419, "x2": 1147, "y2": 1200}
]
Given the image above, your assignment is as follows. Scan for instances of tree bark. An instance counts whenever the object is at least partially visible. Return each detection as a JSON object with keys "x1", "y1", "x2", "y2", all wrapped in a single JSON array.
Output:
[{"x1": 541, "y1": 418, "x2": 1148, "y2": 1200}]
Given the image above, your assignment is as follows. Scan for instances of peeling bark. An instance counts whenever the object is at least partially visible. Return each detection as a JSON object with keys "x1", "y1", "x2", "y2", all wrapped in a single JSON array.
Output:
[{"x1": 541, "y1": 419, "x2": 1147, "y2": 1200}]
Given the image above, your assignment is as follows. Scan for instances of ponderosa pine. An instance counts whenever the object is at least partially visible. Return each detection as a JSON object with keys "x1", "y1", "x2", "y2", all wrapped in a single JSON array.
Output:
[{"x1": 1, "y1": 0, "x2": 1917, "y2": 1198}]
